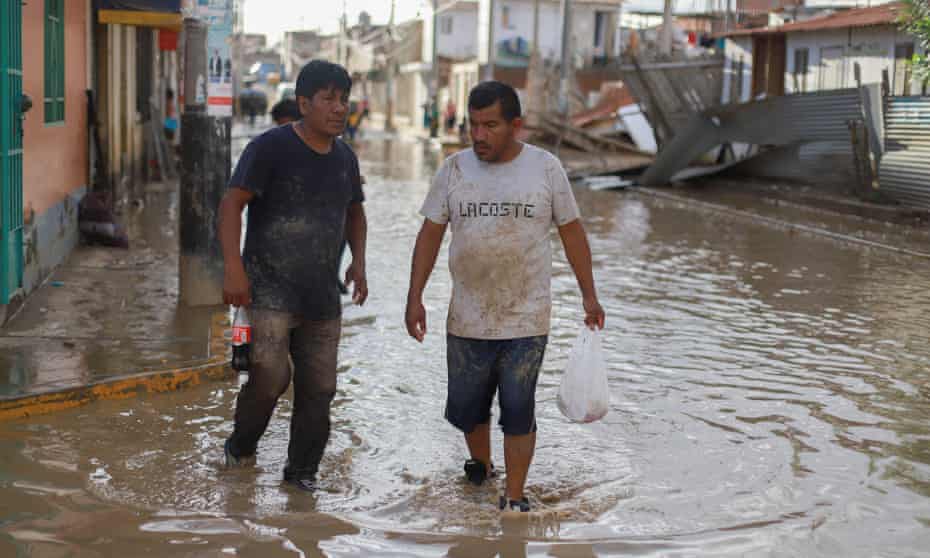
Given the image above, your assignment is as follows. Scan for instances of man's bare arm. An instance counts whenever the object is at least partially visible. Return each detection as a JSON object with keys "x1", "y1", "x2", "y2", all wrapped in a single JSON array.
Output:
[
  {"x1": 558, "y1": 219, "x2": 605, "y2": 329},
  {"x1": 344, "y1": 202, "x2": 368, "y2": 305},
  {"x1": 405, "y1": 219, "x2": 448, "y2": 342},
  {"x1": 218, "y1": 188, "x2": 254, "y2": 306}
]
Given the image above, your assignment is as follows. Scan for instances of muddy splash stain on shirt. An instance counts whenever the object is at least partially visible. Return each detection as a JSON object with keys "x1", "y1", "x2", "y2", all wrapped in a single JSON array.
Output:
[
  {"x1": 229, "y1": 125, "x2": 364, "y2": 320},
  {"x1": 420, "y1": 144, "x2": 580, "y2": 339}
]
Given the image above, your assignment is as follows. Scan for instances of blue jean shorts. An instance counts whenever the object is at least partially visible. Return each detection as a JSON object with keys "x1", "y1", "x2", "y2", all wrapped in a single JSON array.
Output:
[{"x1": 445, "y1": 334, "x2": 548, "y2": 436}]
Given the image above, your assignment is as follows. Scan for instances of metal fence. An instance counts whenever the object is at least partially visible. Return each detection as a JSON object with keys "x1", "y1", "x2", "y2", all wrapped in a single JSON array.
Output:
[
  {"x1": 879, "y1": 96, "x2": 930, "y2": 209},
  {"x1": 640, "y1": 86, "x2": 877, "y2": 187}
]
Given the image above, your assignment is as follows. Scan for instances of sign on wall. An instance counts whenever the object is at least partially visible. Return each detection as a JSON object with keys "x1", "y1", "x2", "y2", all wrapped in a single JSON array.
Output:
[{"x1": 195, "y1": 0, "x2": 233, "y2": 116}]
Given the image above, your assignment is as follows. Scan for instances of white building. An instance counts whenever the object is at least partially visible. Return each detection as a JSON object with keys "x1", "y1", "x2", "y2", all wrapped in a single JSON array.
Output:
[
  {"x1": 394, "y1": 0, "x2": 627, "y2": 129},
  {"x1": 477, "y1": 0, "x2": 623, "y2": 67},
  {"x1": 721, "y1": 2, "x2": 925, "y2": 104},
  {"x1": 426, "y1": 0, "x2": 481, "y2": 61}
]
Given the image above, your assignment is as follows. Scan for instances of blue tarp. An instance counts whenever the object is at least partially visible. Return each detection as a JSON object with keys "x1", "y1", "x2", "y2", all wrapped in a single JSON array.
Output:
[{"x1": 96, "y1": 0, "x2": 181, "y2": 12}]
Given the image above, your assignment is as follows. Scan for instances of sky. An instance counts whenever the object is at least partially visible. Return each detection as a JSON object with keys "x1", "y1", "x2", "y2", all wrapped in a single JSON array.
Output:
[
  {"x1": 243, "y1": 0, "x2": 429, "y2": 46},
  {"x1": 244, "y1": 0, "x2": 895, "y2": 44}
]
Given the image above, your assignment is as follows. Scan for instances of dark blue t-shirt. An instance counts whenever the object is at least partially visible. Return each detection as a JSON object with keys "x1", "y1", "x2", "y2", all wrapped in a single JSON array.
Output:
[{"x1": 229, "y1": 124, "x2": 364, "y2": 320}]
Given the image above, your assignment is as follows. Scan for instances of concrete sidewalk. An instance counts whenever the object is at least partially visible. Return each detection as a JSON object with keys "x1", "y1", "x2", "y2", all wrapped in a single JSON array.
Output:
[{"x1": 0, "y1": 179, "x2": 231, "y2": 416}]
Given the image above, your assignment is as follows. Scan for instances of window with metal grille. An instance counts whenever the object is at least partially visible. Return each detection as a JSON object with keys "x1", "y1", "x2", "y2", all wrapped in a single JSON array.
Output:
[{"x1": 44, "y1": 0, "x2": 65, "y2": 124}]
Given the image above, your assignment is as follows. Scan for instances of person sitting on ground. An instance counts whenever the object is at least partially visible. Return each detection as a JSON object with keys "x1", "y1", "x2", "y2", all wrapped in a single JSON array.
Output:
[{"x1": 270, "y1": 99, "x2": 301, "y2": 126}]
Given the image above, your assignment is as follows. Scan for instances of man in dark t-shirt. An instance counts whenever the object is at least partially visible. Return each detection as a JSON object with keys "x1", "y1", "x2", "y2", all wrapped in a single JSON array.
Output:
[{"x1": 218, "y1": 60, "x2": 368, "y2": 491}]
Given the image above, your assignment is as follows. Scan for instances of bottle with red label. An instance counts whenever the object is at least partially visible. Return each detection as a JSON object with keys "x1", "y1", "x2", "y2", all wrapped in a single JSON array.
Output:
[{"x1": 231, "y1": 307, "x2": 251, "y2": 372}]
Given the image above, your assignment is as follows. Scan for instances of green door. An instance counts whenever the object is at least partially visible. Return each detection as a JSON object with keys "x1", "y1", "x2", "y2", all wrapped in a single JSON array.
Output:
[{"x1": 0, "y1": 0, "x2": 24, "y2": 304}]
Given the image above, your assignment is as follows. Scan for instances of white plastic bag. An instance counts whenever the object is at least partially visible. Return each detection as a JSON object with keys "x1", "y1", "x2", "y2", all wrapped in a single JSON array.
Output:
[{"x1": 557, "y1": 327, "x2": 610, "y2": 423}]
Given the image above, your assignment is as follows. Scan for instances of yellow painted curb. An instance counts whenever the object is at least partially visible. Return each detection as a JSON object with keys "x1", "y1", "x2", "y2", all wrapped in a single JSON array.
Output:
[
  {"x1": 0, "y1": 360, "x2": 234, "y2": 421},
  {"x1": 0, "y1": 310, "x2": 234, "y2": 422}
]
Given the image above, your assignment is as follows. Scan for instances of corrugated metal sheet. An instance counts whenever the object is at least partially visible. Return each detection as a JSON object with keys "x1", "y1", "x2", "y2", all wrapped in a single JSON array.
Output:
[
  {"x1": 879, "y1": 96, "x2": 930, "y2": 209},
  {"x1": 642, "y1": 87, "x2": 869, "y2": 187},
  {"x1": 616, "y1": 59, "x2": 725, "y2": 145}
]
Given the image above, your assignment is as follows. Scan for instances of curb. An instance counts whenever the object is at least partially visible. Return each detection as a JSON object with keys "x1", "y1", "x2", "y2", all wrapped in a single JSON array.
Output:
[{"x1": 0, "y1": 310, "x2": 233, "y2": 422}]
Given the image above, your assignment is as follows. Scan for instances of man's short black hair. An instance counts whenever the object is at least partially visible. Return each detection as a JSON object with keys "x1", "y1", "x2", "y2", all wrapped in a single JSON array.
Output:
[
  {"x1": 295, "y1": 60, "x2": 353, "y2": 100},
  {"x1": 468, "y1": 81, "x2": 521, "y2": 121},
  {"x1": 270, "y1": 99, "x2": 301, "y2": 122}
]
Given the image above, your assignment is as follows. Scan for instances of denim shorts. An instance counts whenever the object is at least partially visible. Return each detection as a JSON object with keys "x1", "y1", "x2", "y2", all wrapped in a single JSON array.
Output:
[{"x1": 445, "y1": 334, "x2": 548, "y2": 436}]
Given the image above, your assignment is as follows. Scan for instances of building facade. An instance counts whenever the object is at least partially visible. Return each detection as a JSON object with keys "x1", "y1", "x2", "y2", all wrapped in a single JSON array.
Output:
[
  {"x1": 1, "y1": 0, "x2": 92, "y2": 319},
  {"x1": 1, "y1": 0, "x2": 182, "y2": 323},
  {"x1": 721, "y1": 3, "x2": 925, "y2": 103},
  {"x1": 478, "y1": 0, "x2": 623, "y2": 67}
]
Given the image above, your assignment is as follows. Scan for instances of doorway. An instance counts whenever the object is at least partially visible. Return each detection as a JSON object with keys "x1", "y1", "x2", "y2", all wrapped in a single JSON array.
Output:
[{"x1": 818, "y1": 46, "x2": 846, "y2": 91}]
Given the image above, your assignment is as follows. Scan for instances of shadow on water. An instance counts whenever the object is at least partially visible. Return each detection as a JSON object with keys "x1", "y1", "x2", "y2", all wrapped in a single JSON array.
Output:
[{"x1": 2, "y1": 135, "x2": 930, "y2": 556}]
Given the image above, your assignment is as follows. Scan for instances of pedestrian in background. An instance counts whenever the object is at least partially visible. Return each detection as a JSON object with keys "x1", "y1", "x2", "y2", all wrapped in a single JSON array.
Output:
[
  {"x1": 346, "y1": 101, "x2": 362, "y2": 142},
  {"x1": 405, "y1": 81, "x2": 605, "y2": 513},
  {"x1": 218, "y1": 60, "x2": 368, "y2": 492},
  {"x1": 444, "y1": 99, "x2": 457, "y2": 133},
  {"x1": 270, "y1": 98, "x2": 301, "y2": 126},
  {"x1": 163, "y1": 88, "x2": 178, "y2": 142}
]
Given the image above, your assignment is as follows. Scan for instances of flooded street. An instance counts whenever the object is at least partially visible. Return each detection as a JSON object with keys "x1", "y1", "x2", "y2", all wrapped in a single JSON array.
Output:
[{"x1": 2, "y1": 134, "x2": 930, "y2": 557}]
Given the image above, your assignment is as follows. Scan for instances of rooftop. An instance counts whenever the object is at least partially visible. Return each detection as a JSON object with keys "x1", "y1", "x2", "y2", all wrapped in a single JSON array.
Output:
[{"x1": 723, "y1": 1, "x2": 905, "y2": 37}]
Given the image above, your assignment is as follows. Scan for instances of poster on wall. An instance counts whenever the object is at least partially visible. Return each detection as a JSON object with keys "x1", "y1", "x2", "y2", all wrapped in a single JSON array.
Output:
[{"x1": 196, "y1": 0, "x2": 233, "y2": 116}]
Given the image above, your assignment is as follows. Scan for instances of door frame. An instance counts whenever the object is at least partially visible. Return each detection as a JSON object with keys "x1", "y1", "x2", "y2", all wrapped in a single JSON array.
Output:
[
  {"x1": 1, "y1": 0, "x2": 25, "y2": 305},
  {"x1": 818, "y1": 45, "x2": 846, "y2": 91}
]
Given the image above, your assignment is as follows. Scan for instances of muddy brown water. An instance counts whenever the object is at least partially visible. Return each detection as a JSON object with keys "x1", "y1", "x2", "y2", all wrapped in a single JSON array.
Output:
[{"x1": 2, "y1": 134, "x2": 930, "y2": 557}]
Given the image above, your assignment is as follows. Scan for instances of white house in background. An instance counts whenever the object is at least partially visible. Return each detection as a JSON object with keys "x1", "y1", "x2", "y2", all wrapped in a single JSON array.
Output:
[
  {"x1": 721, "y1": 2, "x2": 924, "y2": 104},
  {"x1": 426, "y1": 0, "x2": 480, "y2": 61},
  {"x1": 389, "y1": 2, "x2": 478, "y2": 129},
  {"x1": 478, "y1": 0, "x2": 623, "y2": 67}
]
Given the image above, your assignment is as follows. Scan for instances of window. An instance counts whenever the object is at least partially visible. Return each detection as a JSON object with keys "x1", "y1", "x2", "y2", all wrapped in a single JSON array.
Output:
[
  {"x1": 502, "y1": 5, "x2": 512, "y2": 29},
  {"x1": 894, "y1": 43, "x2": 915, "y2": 96},
  {"x1": 594, "y1": 12, "x2": 608, "y2": 48},
  {"x1": 792, "y1": 47, "x2": 809, "y2": 93},
  {"x1": 44, "y1": 0, "x2": 65, "y2": 123},
  {"x1": 441, "y1": 15, "x2": 454, "y2": 35}
]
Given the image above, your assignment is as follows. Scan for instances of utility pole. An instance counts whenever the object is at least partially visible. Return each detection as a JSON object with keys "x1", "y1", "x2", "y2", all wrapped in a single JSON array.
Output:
[
  {"x1": 723, "y1": 0, "x2": 730, "y2": 32},
  {"x1": 558, "y1": 0, "x2": 572, "y2": 114},
  {"x1": 384, "y1": 0, "x2": 396, "y2": 132},
  {"x1": 533, "y1": 0, "x2": 541, "y2": 52},
  {"x1": 618, "y1": 1, "x2": 624, "y2": 59},
  {"x1": 339, "y1": 0, "x2": 347, "y2": 65},
  {"x1": 484, "y1": 0, "x2": 496, "y2": 81},
  {"x1": 179, "y1": 17, "x2": 228, "y2": 306},
  {"x1": 525, "y1": 0, "x2": 544, "y2": 127},
  {"x1": 660, "y1": 0, "x2": 673, "y2": 56},
  {"x1": 430, "y1": 0, "x2": 439, "y2": 138}
]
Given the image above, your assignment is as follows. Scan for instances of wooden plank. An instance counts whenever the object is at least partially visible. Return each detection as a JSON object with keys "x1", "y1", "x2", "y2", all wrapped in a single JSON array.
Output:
[{"x1": 536, "y1": 112, "x2": 651, "y2": 156}]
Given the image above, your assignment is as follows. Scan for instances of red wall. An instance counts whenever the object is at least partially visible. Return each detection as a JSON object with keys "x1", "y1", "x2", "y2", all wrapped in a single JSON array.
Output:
[{"x1": 22, "y1": 0, "x2": 89, "y2": 221}]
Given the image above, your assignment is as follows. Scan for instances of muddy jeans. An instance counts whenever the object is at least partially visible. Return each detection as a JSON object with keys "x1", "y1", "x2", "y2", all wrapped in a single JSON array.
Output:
[{"x1": 227, "y1": 308, "x2": 341, "y2": 480}]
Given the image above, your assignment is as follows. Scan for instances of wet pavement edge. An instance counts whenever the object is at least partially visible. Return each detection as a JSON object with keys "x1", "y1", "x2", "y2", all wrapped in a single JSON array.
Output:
[{"x1": 0, "y1": 310, "x2": 232, "y2": 421}]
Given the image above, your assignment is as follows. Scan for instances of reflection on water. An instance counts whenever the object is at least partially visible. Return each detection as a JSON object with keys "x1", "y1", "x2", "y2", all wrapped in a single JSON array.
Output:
[{"x1": 2, "y1": 136, "x2": 930, "y2": 556}]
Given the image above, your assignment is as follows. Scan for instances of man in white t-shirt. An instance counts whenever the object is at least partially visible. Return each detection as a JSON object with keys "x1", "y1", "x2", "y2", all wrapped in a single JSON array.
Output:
[{"x1": 405, "y1": 81, "x2": 605, "y2": 513}]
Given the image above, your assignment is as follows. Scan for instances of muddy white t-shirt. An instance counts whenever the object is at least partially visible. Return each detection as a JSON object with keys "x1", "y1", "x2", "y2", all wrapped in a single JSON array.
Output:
[{"x1": 420, "y1": 143, "x2": 580, "y2": 340}]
